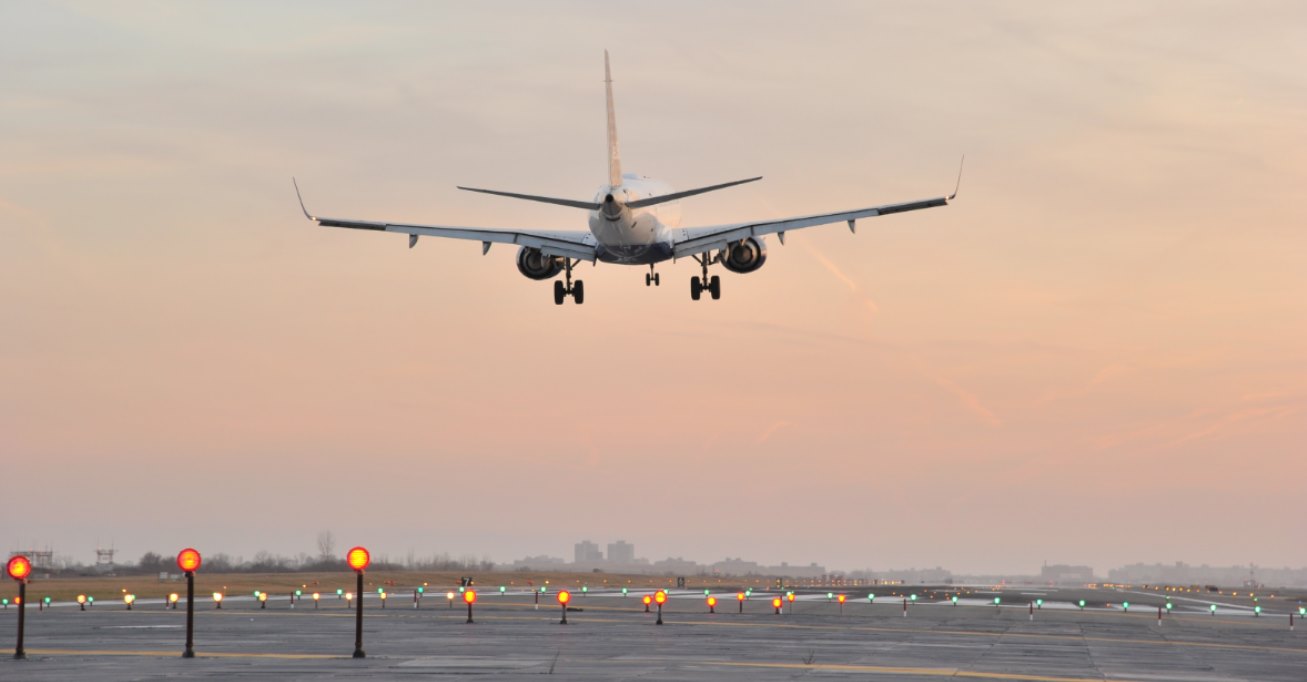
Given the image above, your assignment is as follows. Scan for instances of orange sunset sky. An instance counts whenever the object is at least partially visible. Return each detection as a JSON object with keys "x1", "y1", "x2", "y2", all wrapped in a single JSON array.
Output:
[{"x1": 2, "y1": 1, "x2": 1304, "y2": 575}]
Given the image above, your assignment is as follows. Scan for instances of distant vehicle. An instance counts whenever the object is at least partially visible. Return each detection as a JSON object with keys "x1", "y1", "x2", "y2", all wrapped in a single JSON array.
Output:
[{"x1": 295, "y1": 52, "x2": 960, "y2": 304}]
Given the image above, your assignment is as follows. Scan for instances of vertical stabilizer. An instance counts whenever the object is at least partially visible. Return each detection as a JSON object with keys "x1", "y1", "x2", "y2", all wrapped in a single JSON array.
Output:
[{"x1": 604, "y1": 50, "x2": 622, "y2": 188}]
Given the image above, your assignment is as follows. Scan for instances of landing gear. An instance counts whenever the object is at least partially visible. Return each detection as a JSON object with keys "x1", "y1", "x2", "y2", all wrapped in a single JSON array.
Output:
[
  {"x1": 553, "y1": 259, "x2": 584, "y2": 305},
  {"x1": 689, "y1": 254, "x2": 721, "y2": 301},
  {"x1": 645, "y1": 266, "x2": 660, "y2": 287}
]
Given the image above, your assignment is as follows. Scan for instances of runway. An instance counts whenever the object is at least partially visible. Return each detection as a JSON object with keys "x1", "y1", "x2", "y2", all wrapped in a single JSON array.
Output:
[{"x1": 2, "y1": 587, "x2": 1304, "y2": 680}]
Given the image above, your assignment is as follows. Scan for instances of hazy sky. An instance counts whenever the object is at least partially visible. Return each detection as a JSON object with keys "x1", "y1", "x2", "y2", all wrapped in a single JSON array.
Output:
[{"x1": 3, "y1": 1, "x2": 1304, "y2": 576}]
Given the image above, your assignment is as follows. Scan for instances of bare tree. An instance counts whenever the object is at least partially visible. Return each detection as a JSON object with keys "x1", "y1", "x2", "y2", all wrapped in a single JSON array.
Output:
[{"x1": 316, "y1": 530, "x2": 335, "y2": 559}]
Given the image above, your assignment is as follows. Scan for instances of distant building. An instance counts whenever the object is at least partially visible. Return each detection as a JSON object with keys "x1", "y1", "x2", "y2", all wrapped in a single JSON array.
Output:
[
  {"x1": 651, "y1": 556, "x2": 703, "y2": 574},
  {"x1": 574, "y1": 540, "x2": 603, "y2": 563},
  {"x1": 503, "y1": 555, "x2": 566, "y2": 571},
  {"x1": 767, "y1": 562, "x2": 826, "y2": 579},
  {"x1": 712, "y1": 557, "x2": 763, "y2": 575},
  {"x1": 1040, "y1": 563, "x2": 1094, "y2": 584},
  {"x1": 607, "y1": 540, "x2": 635, "y2": 564}
]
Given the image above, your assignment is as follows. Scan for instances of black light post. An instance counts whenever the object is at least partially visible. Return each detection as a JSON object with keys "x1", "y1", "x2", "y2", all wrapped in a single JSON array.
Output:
[
  {"x1": 346, "y1": 547, "x2": 370, "y2": 659},
  {"x1": 8, "y1": 555, "x2": 33, "y2": 660},
  {"x1": 177, "y1": 548, "x2": 202, "y2": 659}
]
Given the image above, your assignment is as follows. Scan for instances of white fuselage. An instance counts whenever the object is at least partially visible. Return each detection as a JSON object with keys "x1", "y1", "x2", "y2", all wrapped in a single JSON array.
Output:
[{"x1": 587, "y1": 173, "x2": 681, "y2": 264}]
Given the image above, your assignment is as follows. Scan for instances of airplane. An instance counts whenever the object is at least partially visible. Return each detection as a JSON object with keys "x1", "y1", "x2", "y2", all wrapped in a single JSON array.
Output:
[{"x1": 294, "y1": 51, "x2": 961, "y2": 304}]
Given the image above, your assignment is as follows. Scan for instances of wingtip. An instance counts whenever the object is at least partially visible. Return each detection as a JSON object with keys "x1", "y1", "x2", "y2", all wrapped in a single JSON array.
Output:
[
  {"x1": 292, "y1": 176, "x2": 315, "y2": 220},
  {"x1": 948, "y1": 155, "x2": 965, "y2": 201}
]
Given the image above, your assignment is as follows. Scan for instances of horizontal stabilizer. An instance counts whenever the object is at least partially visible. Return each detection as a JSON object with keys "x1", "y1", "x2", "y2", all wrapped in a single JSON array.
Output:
[
  {"x1": 457, "y1": 186, "x2": 600, "y2": 210},
  {"x1": 626, "y1": 176, "x2": 762, "y2": 209}
]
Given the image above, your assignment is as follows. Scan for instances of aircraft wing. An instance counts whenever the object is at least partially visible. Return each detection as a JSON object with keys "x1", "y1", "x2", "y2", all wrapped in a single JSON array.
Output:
[
  {"x1": 673, "y1": 159, "x2": 962, "y2": 259},
  {"x1": 295, "y1": 180, "x2": 597, "y2": 262},
  {"x1": 672, "y1": 194, "x2": 951, "y2": 259}
]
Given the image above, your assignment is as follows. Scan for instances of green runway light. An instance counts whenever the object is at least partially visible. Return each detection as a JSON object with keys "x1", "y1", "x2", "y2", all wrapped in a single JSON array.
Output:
[
  {"x1": 87, "y1": 596, "x2": 94, "y2": 604},
  {"x1": 337, "y1": 589, "x2": 344, "y2": 597},
  {"x1": 295, "y1": 589, "x2": 302, "y2": 597},
  {"x1": 500, "y1": 586, "x2": 506, "y2": 594},
  {"x1": 868, "y1": 593, "x2": 876, "y2": 602},
  {"x1": 540, "y1": 586, "x2": 547, "y2": 593},
  {"x1": 43, "y1": 597, "x2": 51, "y2": 605},
  {"x1": 622, "y1": 587, "x2": 628, "y2": 596},
  {"x1": 1036, "y1": 598, "x2": 1043, "y2": 608},
  {"x1": 1210, "y1": 604, "x2": 1217, "y2": 613},
  {"x1": 583, "y1": 586, "x2": 589, "y2": 594},
  {"x1": 459, "y1": 586, "x2": 465, "y2": 593},
  {"x1": 994, "y1": 597, "x2": 1001, "y2": 605},
  {"x1": 1298, "y1": 607, "x2": 1305, "y2": 616},
  {"x1": 951, "y1": 595, "x2": 958, "y2": 604},
  {"x1": 1, "y1": 599, "x2": 7, "y2": 607},
  {"x1": 1078, "y1": 599, "x2": 1085, "y2": 609},
  {"x1": 1165, "y1": 602, "x2": 1172, "y2": 610},
  {"x1": 1254, "y1": 606, "x2": 1262, "y2": 616},
  {"x1": 417, "y1": 587, "x2": 424, "y2": 594},
  {"x1": 828, "y1": 592, "x2": 834, "y2": 600},
  {"x1": 1122, "y1": 601, "x2": 1129, "y2": 611},
  {"x1": 910, "y1": 594, "x2": 918, "y2": 601},
  {"x1": 377, "y1": 587, "x2": 384, "y2": 594},
  {"x1": 746, "y1": 589, "x2": 752, "y2": 597},
  {"x1": 253, "y1": 590, "x2": 261, "y2": 597},
  {"x1": 704, "y1": 589, "x2": 710, "y2": 596}
]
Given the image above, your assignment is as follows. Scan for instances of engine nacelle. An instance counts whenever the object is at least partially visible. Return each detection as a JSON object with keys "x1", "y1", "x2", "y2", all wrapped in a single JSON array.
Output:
[
  {"x1": 721, "y1": 237, "x2": 768, "y2": 274},
  {"x1": 516, "y1": 247, "x2": 563, "y2": 280}
]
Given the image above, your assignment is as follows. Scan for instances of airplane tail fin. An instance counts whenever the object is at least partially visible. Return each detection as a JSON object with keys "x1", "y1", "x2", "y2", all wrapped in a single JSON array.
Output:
[{"x1": 605, "y1": 49, "x2": 621, "y2": 188}]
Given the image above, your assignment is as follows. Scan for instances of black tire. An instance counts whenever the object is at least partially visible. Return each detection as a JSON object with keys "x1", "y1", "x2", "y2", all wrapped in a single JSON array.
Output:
[
  {"x1": 645, "y1": 273, "x2": 651, "y2": 286},
  {"x1": 653, "y1": 273, "x2": 660, "y2": 286},
  {"x1": 573, "y1": 280, "x2": 585, "y2": 304},
  {"x1": 690, "y1": 277, "x2": 702, "y2": 301},
  {"x1": 709, "y1": 275, "x2": 721, "y2": 300},
  {"x1": 554, "y1": 280, "x2": 566, "y2": 305}
]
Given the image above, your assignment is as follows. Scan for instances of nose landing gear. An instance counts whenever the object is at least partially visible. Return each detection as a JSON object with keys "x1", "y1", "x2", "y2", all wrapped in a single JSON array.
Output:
[
  {"x1": 645, "y1": 265, "x2": 660, "y2": 287},
  {"x1": 553, "y1": 259, "x2": 584, "y2": 305},
  {"x1": 689, "y1": 254, "x2": 721, "y2": 300}
]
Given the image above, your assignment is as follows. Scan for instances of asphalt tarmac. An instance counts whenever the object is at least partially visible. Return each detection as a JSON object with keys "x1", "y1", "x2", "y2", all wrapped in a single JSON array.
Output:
[{"x1": 1, "y1": 586, "x2": 1304, "y2": 680}]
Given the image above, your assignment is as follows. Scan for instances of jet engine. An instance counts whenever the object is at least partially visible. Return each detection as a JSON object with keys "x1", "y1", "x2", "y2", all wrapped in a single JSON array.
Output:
[
  {"x1": 721, "y1": 237, "x2": 767, "y2": 274},
  {"x1": 516, "y1": 247, "x2": 563, "y2": 280}
]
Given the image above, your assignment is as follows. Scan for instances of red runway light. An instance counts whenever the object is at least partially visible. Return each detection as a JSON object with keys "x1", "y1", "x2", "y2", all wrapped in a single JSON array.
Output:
[
  {"x1": 772, "y1": 597, "x2": 782, "y2": 608},
  {"x1": 655, "y1": 590, "x2": 667, "y2": 605},
  {"x1": 6, "y1": 555, "x2": 32, "y2": 581},
  {"x1": 737, "y1": 592, "x2": 746, "y2": 601},
  {"x1": 558, "y1": 590, "x2": 571, "y2": 605},
  {"x1": 707, "y1": 596, "x2": 717, "y2": 607},
  {"x1": 346, "y1": 546, "x2": 370, "y2": 572},
  {"x1": 838, "y1": 594, "x2": 846, "y2": 604},
  {"x1": 176, "y1": 548, "x2": 202, "y2": 573},
  {"x1": 463, "y1": 589, "x2": 477, "y2": 604},
  {"x1": 642, "y1": 595, "x2": 652, "y2": 605}
]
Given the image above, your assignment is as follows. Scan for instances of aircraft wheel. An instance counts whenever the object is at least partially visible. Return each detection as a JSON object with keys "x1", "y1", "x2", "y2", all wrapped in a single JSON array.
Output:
[
  {"x1": 554, "y1": 280, "x2": 566, "y2": 305},
  {"x1": 709, "y1": 275, "x2": 721, "y2": 300},
  {"x1": 653, "y1": 273, "x2": 660, "y2": 286},
  {"x1": 690, "y1": 277, "x2": 702, "y2": 301},
  {"x1": 645, "y1": 273, "x2": 652, "y2": 287},
  {"x1": 573, "y1": 280, "x2": 585, "y2": 304}
]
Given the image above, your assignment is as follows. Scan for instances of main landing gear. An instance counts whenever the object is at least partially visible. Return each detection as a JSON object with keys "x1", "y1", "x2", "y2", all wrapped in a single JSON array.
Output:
[
  {"x1": 645, "y1": 265, "x2": 660, "y2": 287},
  {"x1": 553, "y1": 259, "x2": 584, "y2": 305},
  {"x1": 689, "y1": 254, "x2": 721, "y2": 301}
]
